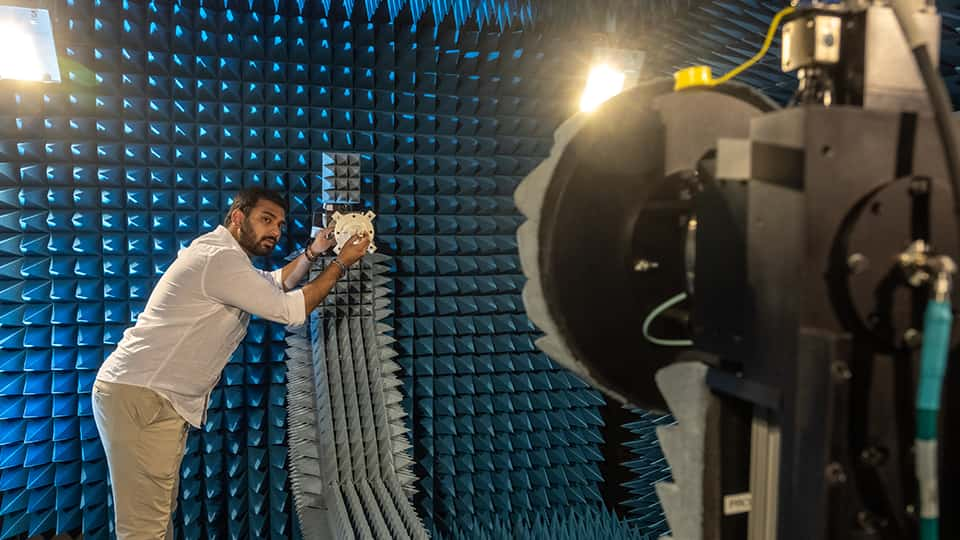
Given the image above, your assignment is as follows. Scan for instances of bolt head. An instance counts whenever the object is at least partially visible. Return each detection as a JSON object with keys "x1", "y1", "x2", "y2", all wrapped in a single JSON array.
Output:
[
  {"x1": 831, "y1": 362, "x2": 852, "y2": 381},
  {"x1": 903, "y1": 328, "x2": 922, "y2": 348},
  {"x1": 825, "y1": 462, "x2": 847, "y2": 484},
  {"x1": 847, "y1": 253, "x2": 869, "y2": 275}
]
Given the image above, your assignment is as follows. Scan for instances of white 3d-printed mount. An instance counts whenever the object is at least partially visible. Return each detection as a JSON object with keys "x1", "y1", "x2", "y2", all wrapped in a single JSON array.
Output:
[{"x1": 332, "y1": 210, "x2": 378, "y2": 254}]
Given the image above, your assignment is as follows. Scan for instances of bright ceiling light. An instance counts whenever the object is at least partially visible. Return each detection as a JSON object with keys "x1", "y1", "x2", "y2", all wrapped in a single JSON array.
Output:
[
  {"x1": 0, "y1": 6, "x2": 60, "y2": 83},
  {"x1": 580, "y1": 64, "x2": 626, "y2": 112},
  {"x1": 0, "y1": 24, "x2": 44, "y2": 81}
]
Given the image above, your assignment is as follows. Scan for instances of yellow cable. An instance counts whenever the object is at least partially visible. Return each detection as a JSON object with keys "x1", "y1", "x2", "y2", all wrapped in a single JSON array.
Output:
[
  {"x1": 674, "y1": 5, "x2": 795, "y2": 90},
  {"x1": 714, "y1": 6, "x2": 795, "y2": 85}
]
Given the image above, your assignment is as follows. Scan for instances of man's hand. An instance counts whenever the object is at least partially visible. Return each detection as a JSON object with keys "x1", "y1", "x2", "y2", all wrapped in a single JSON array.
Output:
[
  {"x1": 309, "y1": 226, "x2": 336, "y2": 257},
  {"x1": 337, "y1": 233, "x2": 371, "y2": 266}
]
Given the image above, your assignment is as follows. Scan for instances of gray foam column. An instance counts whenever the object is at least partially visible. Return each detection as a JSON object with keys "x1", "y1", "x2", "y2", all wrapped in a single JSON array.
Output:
[
  {"x1": 653, "y1": 362, "x2": 710, "y2": 540},
  {"x1": 286, "y1": 253, "x2": 428, "y2": 540}
]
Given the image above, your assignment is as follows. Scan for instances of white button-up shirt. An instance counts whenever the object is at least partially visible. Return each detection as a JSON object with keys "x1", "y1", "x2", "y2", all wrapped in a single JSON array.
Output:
[{"x1": 96, "y1": 225, "x2": 306, "y2": 427}]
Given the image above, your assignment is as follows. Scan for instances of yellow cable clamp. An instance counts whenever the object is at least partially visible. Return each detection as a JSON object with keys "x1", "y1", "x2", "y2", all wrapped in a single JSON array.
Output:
[{"x1": 674, "y1": 6, "x2": 796, "y2": 90}]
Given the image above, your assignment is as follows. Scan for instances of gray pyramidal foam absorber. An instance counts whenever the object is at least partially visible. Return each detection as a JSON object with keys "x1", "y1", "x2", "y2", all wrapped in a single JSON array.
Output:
[
  {"x1": 512, "y1": 113, "x2": 632, "y2": 406},
  {"x1": 653, "y1": 362, "x2": 710, "y2": 540},
  {"x1": 286, "y1": 253, "x2": 428, "y2": 540}
]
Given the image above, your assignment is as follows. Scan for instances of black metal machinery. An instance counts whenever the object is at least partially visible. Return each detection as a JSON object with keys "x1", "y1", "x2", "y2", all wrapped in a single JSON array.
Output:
[{"x1": 515, "y1": 1, "x2": 960, "y2": 538}]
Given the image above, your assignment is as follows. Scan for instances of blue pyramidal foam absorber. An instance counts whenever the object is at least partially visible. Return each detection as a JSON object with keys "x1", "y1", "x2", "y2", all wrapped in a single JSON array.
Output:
[
  {"x1": 441, "y1": 506, "x2": 651, "y2": 540},
  {"x1": 0, "y1": 0, "x2": 627, "y2": 537},
  {"x1": 285, "y1": 252, "x2": 427, "y2": 539},
  {"x1": 621, "y1": 409, "x2": 674, "y2": 538},
  {"x1": 633, "y1": 0, "x2": 799, "y2": 103}
]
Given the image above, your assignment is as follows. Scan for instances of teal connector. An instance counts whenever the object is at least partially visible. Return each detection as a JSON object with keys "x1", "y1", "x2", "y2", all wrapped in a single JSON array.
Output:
[
  {"x1": 920, "y1": 517, "x2": 938, "y2": 540},
  {"x1": 916, "y1": 297, "x2": 953, "y2": 540},
  {"x1": 916, "y1": 299, "x2": 953, "y2": 429}
]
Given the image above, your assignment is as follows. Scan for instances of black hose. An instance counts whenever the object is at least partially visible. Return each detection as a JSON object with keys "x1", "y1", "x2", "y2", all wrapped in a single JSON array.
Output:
[{"x1": 911, "y1": 44, "x2": 960, "y2": 249}]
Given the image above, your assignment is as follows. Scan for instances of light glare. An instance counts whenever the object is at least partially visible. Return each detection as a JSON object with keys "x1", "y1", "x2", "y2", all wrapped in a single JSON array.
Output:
[
  {"x1": 0, "y1": 22, "x2": 44, "y2": 82},
  {"x1": 0, "y1": 7, "x2": 60, "y2": 83},
  {"x1": 580, "y1": 64, "x2": 626, "y2": 112}
]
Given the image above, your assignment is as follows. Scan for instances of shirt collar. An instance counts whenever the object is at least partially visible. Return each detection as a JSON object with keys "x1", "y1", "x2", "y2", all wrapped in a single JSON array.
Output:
[{"x1": 212, "y1": 225, "x2": 249, "y2": 255}]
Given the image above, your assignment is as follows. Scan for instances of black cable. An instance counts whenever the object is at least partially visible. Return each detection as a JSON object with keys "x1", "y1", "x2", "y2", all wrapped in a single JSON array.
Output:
[
  {"x1": 911, "y1": 44, "x2": 960, "y2": 248},
  {"x1": 888, "y1": 10, "x2": 959, "y2": 538}
]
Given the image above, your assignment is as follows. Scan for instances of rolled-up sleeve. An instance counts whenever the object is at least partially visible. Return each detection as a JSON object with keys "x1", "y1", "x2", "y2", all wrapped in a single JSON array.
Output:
[
  {"x1": 256, "y1": 268, "x2": 286, "y2": 290},
  {"x1": 202, "y1": 250, "x2": 307, "y2": 326}
]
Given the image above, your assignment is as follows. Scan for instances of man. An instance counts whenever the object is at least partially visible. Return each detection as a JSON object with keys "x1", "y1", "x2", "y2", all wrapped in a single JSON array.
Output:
[{"x1": 92, "y1": 187, "x2": 371, "y2": 539}]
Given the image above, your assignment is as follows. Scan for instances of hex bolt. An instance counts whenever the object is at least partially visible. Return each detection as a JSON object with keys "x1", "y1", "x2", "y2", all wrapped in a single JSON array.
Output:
[
  {"x1": 859, "y1": 445, "x2": 888, "y2": 467},
  {"x1": 825, "y1": 462, "x2": 847, "y2": 484},
  {"x1": 831, "y1": 362, "x2": 852, "y2": 381},
  {"x1": 847, "y1": 253, "x2": 869, "y2": 275},
  {"x1": 903, "y1": 328, "x2": 922, "y2": 349}
]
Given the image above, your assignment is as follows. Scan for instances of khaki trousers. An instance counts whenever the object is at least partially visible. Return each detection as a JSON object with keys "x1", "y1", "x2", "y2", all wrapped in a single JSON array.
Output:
[{"x1": 91, "y1": 380, "x2": 189, "y2": 540}]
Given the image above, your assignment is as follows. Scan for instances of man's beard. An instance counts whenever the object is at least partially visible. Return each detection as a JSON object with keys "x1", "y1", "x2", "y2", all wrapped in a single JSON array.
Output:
[{"x1": 238, "y1": 218, "x2": 277, "y2": 256}]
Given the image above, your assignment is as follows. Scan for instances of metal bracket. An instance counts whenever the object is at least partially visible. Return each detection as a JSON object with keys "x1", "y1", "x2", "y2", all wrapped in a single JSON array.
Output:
[{"x1": 331, "y1": 211, "x2": 378, "y2": 255}]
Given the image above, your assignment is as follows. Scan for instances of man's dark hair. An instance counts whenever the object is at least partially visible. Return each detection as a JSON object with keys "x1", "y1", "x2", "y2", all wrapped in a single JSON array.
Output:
[{"x1": 223, "y1": 187, "x2": 288, "y2": 225}]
